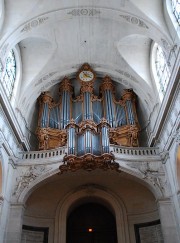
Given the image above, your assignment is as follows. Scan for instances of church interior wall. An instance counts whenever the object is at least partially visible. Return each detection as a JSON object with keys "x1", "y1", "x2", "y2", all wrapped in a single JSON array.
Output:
[{"x1": 0, "y1": 0, "x2": 179, "y2": 242}]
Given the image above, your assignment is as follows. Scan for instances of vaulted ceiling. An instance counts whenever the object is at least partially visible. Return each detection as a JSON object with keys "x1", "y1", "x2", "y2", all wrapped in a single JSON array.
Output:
[{"x1": 0, "y1": 0, "x2": 174, "y2": 147}]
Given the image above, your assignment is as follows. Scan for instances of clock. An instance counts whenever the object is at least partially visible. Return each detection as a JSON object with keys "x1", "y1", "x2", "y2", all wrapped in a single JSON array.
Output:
[{"x1": 78, "y1": 70, "x2": 94, "y2": 82}]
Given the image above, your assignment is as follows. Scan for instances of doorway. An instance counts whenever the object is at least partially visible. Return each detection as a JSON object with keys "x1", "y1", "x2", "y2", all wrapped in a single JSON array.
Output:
[{"x1": 66, "y1": 202, "x2": 118, "y2": 243}]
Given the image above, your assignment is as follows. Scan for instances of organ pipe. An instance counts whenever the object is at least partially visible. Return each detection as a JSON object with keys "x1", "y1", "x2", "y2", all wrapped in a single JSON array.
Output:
[
  {"x1": 100, "y1": 76, "x2": 115, "y2": 127},
  {"x1": 38, "y1": 92, "x2": 53, "y2": 128},
  {"x1": 59, "y1": 77, "x2": 73, "y2": 128},
  {"x1": 36, "y1": 64, "x2": 140, "y2": 151}
]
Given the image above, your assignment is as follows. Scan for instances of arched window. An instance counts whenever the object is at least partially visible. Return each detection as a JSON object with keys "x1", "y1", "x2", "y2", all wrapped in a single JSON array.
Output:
[
  {"x1": 154, "y1": 45, "x2": 170, "y2": 101},
  {"x1": 3, "y1": 50, "x2": 16, "y2": 99},
  {"x1": 172, "y1": 0, "x2": 180, "y2": 25}
]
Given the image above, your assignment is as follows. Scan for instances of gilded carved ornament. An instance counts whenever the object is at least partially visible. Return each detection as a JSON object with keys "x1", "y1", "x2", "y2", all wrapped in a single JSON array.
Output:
[{"x1": 59, "y1": 152, "x2": 119, "y2": 174}]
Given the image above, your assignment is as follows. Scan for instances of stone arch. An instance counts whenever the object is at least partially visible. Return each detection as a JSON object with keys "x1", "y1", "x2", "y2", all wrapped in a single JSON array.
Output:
[
  {"x1": 17, "y1": 158, "x2": 163, "y2": 205},
  {"x1": 17, "y1": 166, "x2": 60, "y2": 204},
  {"x1": 54, "y1": 185, "x2": 129, "y2": 243}
]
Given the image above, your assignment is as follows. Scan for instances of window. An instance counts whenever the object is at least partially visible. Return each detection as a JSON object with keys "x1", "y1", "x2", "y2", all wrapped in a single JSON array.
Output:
[
  {"x1": 155, "y1": 45, "x2": 170, "y2": 101},
  {"x1": 2, "y1": 50, "x2": 16, "y2": 99},
  {"x1": 172, "y1": 0, "x2": 180, "y2": 25}
]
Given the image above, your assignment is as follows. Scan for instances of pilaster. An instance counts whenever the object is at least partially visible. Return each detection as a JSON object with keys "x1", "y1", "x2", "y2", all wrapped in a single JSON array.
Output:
[
  {"x1": 5, "y1": 204, "x2": 25, "y2": 243},
  {"x1": 157, "y1": 198, "x2": 180, "y2": 243}
]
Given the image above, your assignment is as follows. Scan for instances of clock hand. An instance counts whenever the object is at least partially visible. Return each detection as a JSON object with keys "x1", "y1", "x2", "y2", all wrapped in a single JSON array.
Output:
[{"x1": 83, "y1": 73, "x2": 90, "y2": 78}]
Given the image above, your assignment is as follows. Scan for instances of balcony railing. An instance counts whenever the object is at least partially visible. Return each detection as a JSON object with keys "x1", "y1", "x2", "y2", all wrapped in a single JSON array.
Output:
[
  {"x1": 20, "y1": 146, "x2": 67, "y2": 160},
  {"x1": 19, "y1": 145, "x2": 160, "y2": 162},
  {"x1": 111, "y1": 145, "x2": 159, "y2": 156}
]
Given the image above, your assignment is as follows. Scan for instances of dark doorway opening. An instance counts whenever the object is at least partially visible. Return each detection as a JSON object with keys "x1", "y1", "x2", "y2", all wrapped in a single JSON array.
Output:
[{"x1": 67, "y1": 202, "x2": 118, "y2": 243}]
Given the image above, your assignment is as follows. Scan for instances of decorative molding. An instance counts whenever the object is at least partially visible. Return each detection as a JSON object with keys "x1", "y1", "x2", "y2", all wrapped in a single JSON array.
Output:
[
  {"x1": 39, "y1": 79, "x2": 59, "y2": 93},
  {"x1": 67, "y1": 8, "x2": 101, "y2": 17},
  {"x1": 35, "y1": 72, "x2": 57, "y2": 87},
  {"x1": 13, "y1": 165, "x2": 52, "y2": 198},
  {"x1": 126, "y1": 161, "x2": 168, "y2": 197},
  {"x1": 59, "y1": 152, "x2": 119, "y2": 173},
  {"x1": 126, "y1": 162, "x2": 162, "y2": 176},
  {"x1": 119, "y1": 15, "x2": 149, "y2": 29},
  {"x1": 110, "y1": 125, "x2": 139, "y2": 147},
  {"x1": 21, "y1": 17, "x2": 49, "y2": 33},
  {"x1": 115, "y1": 69, "x2": 138, "y2": 83},
  {"x1": 36, "y1": 127, "x2": 67, "y2": 150}
]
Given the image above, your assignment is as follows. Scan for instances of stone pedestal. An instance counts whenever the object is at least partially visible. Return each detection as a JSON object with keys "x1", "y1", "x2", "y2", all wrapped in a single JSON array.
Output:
[
  {"x1": 5, "y1": 204, "x2": 25, "y2": 243},
  {"x1": 158, "y1": 199, "x2": 180, "y2": 243}
]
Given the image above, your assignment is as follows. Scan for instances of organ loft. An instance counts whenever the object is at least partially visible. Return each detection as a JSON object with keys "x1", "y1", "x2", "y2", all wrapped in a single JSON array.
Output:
[{"x1": 36, "y1": 63, "x2": 140, "y2": 172}]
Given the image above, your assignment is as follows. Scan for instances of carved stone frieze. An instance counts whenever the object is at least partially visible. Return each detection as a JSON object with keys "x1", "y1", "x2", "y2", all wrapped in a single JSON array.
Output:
[
  {"x1": 115, "y1": 69, "x2": 138, "y2": 83},
  {"x1": 35, "y1": 72, "x2": 57, "y2": 87},
  {"x1": 21, "y1": 17, "x2": 49, "y2": 32},
  {"x1": 39, "y1": 79, "x2": 59, "y2": 93},
  {"x1": 67, "y1": 9, "x2": 101, "y2": 16},
  {"x1": 13, "y1": 165, "x2": 52, "y2": 198},
  {"x1": 125, "y1": 161, "x2": 168, "y2": 197},
  {"x1": 59, "y1": 152, "x2": 119, "y2": 173},
  {"x1": 119, "y1": 15, "x2": 149, "y2": 29}
]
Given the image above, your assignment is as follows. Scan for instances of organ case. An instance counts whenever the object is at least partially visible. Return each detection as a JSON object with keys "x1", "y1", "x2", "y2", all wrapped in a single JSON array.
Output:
[{"x1": 36, "y1": 64, "x2": 140, "y2": 154}]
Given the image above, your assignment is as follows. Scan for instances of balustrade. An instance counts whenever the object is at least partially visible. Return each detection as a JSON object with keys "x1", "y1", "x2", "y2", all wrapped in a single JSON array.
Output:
[{"x1": 20, "y1": 145, "x2": 159, "y2": 161}]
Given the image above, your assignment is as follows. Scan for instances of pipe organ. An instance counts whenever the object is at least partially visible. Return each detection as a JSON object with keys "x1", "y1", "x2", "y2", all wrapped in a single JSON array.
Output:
[{"x1": 36, "y1": 64, "x2": 140, "y2": 172}]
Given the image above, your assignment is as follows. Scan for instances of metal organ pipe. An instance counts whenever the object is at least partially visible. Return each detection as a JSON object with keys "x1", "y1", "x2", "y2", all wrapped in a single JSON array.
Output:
[
  {"x1": 83, "y1": 92, "x2": 91, "y2": 120},
  {"x1": 126, "y1": 100, "x2": 135, "y2": 125},
  {"x1": 38, "y1": 92, "x2": 53, "y2": 128},
  {"x1": 101, "y1": 125, "x2": 109, "y2": 153},
  {"x1": 101, "y1": 76, "x2": 115, "y2": 128},
  {"x1": 62, "y1": 91, "x2": 66, "y2": 128},
  {"x1": 116, "y1": 105, "x2": 127, "y2": 127},
  {"x1": 41, "y1": 103, "x2": 48, "y2": 127},
  {"x1": 108, "y1": 90, "x2": 115, "y2": 127},
  {"x1": 68, "y1": 127, "x2": 75, "y2": 155},
  {"x1": 60, "y1": 78, "x2": 72, "y2": 129}
]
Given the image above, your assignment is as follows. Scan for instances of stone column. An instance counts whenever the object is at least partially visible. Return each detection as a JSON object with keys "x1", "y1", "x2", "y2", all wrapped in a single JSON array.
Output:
[
  {"x1": 5, "y1": 204, "x2": 25, "y2": 243},
  {"x1": 157, "y1": 198, "x2": 180, "y2": 243}
]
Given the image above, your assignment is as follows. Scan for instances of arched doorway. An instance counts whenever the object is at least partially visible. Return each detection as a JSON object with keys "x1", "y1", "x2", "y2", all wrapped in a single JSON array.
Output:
[{"x1": 66, "y1": 202, "x2": 118, "y2": 243}]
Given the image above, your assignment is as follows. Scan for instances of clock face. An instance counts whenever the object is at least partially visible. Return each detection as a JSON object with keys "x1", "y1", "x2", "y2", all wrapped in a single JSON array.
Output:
[{"x1": 79, "y1": 70, "x2": 94, "y2": 82}]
